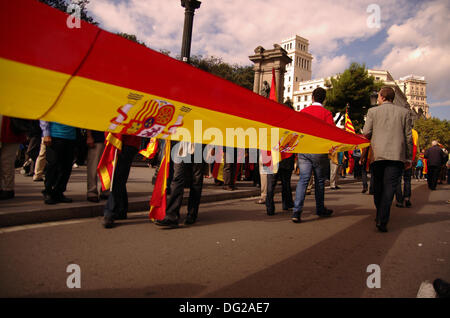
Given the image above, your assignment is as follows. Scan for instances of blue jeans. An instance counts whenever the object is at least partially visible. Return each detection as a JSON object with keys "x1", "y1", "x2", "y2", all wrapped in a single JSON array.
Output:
[{"x1": 292, "y1": 154, "x2": 329, "y2": 217}]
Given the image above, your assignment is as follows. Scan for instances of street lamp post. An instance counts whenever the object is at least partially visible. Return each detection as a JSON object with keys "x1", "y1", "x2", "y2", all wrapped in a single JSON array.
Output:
[
  {"x1": 370, "y1": 90, "x2": 378, "y2": 107},
  {"x1": 180, "y1": 0, "x2": 201, "y2": 64}
]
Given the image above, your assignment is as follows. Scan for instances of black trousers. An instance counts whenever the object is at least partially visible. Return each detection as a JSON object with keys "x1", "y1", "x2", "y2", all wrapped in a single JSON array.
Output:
[
  {"x1": 223, "y1": 147, "x2": 238, "y2": 187},
  {"x1": 44, "y1": 137, "x2": 75, "y2": 198},
  {"x1": 372, "y1": 160, "x2": 403, "y2": 226},
  {"x1": 395, "y1": 168, "x2": 412, "y2": 202},
  {"x1": 165, "y1": 159, "x2": 205, "y2": 222},
  {"x1": 104, "y1": 145, "x2": 138, "y2": 219},
  {"x1": 266, "y1": 168, "x2": 294, "y2": 214},
  {"x1": 427, "y1": 166, "x2": 440, "y2": 190}
]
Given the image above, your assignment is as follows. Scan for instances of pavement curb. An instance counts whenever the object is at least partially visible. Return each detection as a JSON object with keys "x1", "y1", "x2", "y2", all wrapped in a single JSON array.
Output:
[
  {"x1": 0, "y1": 188, "x2": 263, "y2": 228},
  {"x1": 1, "y1": 164, "x2": 359, "y2": 228}
]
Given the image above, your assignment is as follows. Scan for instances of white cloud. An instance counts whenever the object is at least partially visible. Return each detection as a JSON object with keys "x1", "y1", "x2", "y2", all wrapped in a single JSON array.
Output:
[
  {"x1": 313, "y1": 55, "x2": 350, "y2": 79},
  {"x1": 430, "y1": 100, "x2": 450, "y2": 108},
  {"x1": 86, "y1": 0, "x2": 389, "y2": 64},
  {"x1": 377, "y1": 0, "x2": 450, "y2": 105},
  {"x1": 85, "y1": 0, "x2": 450, "y2": 112}
]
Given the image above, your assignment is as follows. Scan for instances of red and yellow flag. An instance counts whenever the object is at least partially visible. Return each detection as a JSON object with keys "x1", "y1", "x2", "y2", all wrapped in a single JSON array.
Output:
[
  {"x1": 212, "y1": 147, "x2": 225, "y2": 181},
  {"x1": 344, "y1": 107, "x2": 355, "y2": 134},
  {"x1": 212, "y1": 149, "x2": 243, "y2": 182},
  {"x1": 0, "y1": 0, "x2": 370, "y2": 154},
  {"x1": 139, "y1": 138, "x2": 159, "y2": 159},
  {"x1": 412, "y1": 129, "x2": 418, "y2": 161},
  {"x1": 149, "y1": 140, "x2": 171, "y2": 221},
  {"x1": 97, "y1": 133, "x2": 122, "y2": 191},
  {"x1": 269, "y1": 68, "x2": 277, "y2": 102}
]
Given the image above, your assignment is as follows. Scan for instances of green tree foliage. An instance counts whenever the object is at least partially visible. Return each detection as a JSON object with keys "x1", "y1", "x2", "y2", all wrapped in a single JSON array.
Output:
[
  {"x1": 116, "y1": 32, "x2": 147, "y2": 47},
  {"x1": 324, "y1": 62, "x2": 383, "y2": 133},
  {"x1": 414, "y1": 117, "x2": 450, "y2": 152},
  {"x1": 38, "y1": 0, "x2": 98, "y2": 25},
  {"x1": 188, "y1": 55, "x2": 254, "y2": 91}
]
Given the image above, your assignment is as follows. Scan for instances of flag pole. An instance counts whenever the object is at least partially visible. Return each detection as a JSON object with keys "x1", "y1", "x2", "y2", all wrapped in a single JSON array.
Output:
[{"x1": 109, "y1": 147, "x2": 118, "y2": 192}]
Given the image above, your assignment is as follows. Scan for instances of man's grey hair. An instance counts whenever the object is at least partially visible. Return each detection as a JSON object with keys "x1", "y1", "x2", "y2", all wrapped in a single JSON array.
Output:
[{"x1": 432, "y1": 140, "x2": 438, "y2": 146}]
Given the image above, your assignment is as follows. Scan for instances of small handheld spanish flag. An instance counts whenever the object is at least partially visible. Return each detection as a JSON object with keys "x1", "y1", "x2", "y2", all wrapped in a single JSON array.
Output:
[
  {"x1": 139, "y1": 138, "x2": 159, "y2": 160},
  {"x1": 149, "y1": 140, "x2": 171, "y2": 221},
  {"x1": 344, "y1": 105, "x2": 355, "y2": 134},
  {"x1": 97, "y1": 133, "x2": 122, "y2": 191}
]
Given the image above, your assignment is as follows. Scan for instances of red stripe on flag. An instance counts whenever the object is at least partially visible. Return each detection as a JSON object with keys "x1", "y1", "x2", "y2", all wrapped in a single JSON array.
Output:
[
  {"x1": 1, "y1": 0, "x2": 369, "y2": 148},
  {"x1": 149, "y1": 141, "x2": 171, "y2": 221}
]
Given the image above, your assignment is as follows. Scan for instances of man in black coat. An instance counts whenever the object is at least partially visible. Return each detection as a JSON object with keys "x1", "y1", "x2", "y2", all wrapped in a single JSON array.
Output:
[{"x1": 424, "y1": 140, "x2": 446, "y2": 190}]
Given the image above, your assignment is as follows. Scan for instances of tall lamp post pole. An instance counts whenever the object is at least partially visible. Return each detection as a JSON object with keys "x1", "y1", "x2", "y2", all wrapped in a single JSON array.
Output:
[{"x1": 180, "y1": 0, "x2": 201, "y2": 64}]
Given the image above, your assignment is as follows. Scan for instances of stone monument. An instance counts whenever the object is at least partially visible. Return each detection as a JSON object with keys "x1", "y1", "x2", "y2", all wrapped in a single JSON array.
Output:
[{"x1": 249, "y1": 44, "x2": 291, "y2": 103}]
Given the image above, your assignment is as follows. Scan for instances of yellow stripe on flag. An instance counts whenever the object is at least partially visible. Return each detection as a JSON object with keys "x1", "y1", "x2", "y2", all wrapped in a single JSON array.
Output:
[{"x1": 0, "y1": 57, "x2": 71, "y2": 119}]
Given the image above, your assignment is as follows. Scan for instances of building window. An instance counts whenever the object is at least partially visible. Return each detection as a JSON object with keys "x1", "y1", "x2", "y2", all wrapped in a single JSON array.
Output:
[{"x1": 298, "y1": 96, "x2": 301, "y2": 102}]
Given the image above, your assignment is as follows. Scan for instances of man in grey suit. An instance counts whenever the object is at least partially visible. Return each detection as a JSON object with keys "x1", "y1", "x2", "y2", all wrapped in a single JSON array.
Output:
[{"x1": 363, "y1": 86, "x2": 413, "y2": 232}]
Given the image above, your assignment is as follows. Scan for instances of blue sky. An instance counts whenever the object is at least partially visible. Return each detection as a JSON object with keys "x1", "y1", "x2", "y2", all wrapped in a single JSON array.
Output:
[{"x1": 86, "y1": 0, "x2": 450, "y2": 120}]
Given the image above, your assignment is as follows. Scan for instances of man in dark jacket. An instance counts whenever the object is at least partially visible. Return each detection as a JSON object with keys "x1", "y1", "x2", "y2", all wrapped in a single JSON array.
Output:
[
  {"x1": 40, "y1": 121, "x2": 77, "y2": 204},
  {"x1": 424, "y1": 141, "x2": 446, "y2": 190}
]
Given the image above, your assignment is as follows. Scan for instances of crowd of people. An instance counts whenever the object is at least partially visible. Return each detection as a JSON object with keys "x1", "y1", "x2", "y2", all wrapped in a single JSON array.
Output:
[{"x1": 1, "y1": 87, "x2": 449, "y2": 232}]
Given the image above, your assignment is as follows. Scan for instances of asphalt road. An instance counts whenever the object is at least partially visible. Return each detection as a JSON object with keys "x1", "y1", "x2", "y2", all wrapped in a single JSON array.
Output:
[{"x1": 0, "y1": 181, "x2": 449, "y2": 299}]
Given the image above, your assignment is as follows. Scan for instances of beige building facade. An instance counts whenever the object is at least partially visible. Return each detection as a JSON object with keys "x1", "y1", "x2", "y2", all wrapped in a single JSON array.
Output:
[
  {"x1": 396, "y1": 75, "x2": 430, "y2": 118},
  {"x1": 292, "y1": 78, "x2": 329, "y2": 111},
  {"x1": 367, "y1": 69, "x2": 409, "y2": 109},
  {"x1": 292, "y1": 69, "x2": 428, "y2": 120},
  {"x1": 280, "y1": 35, "x2": 313, "y2": 104}
]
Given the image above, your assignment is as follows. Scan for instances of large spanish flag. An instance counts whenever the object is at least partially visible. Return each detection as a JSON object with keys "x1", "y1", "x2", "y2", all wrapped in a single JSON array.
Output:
[{"x1": 0, "y1": 0, "x2": 369, "y2": 154}]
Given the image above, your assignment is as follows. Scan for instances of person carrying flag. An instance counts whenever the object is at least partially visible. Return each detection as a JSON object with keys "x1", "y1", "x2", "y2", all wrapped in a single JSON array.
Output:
[
  {"x1": 291, "y1": 87, "x2": 335, "y2": 223},
  {"x1": 154, "y1": 141, "x2": 206, "y2": 228},
  {"x1": 102, "y1": 133, "x2": 141, "y2": 228}
]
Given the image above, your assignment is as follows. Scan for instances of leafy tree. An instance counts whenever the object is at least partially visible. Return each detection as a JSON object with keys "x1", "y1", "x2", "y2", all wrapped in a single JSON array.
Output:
[
  {"x1": 116, "y1": 32, "x2": 147, "y2": 47},
  {"x1": 159, "y1": 49, "x2": 171, "y2": 56},
  {"x1": 324, "y1": 62, "x2": 383, "y2": 133},
  {"x1": 38, "y1": 0, "x2": 98, "y2": 25},
  {"x1": 414, "y1": 117, "x2": 450, "y2": 151},
  {"x1": 188, "y1": 55, "x2": 254, "y2": 91}
]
